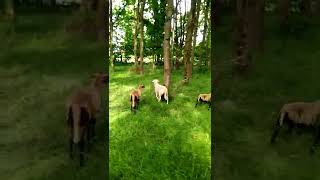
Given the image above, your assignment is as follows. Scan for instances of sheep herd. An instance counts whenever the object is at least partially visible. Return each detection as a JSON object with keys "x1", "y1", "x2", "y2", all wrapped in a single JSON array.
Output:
[{"x1": 130, "y1": 79, "x2": 211, "y2": 112}]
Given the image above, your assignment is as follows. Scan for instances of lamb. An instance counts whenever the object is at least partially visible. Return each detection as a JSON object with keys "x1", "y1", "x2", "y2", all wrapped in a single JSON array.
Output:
[
  {"x1": 151, "y1": 79, "x2": 169, "y2": 104},
  {"x1": 195, "y1": 93, "x2": 211, "y2": 109},
  {"x1": 130, "y1": 84, "x2": 145, "y2": 112},
  {"x1": 270, "y1": 101, "x2": 320, "y2": 152},
  {"x1": 65, "y1": 72, "x2": 107, "y2": 166}
]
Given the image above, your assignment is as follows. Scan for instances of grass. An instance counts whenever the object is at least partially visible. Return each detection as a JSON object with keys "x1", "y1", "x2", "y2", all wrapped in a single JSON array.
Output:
[
  {"x1": 109, "y1": 64, "x2": 211, "y2": 179},
  {"x1": 214, "y1": 15, "x2": 320, "y2": 180},
  {"x1": 0, "y1": 10, "x2": 107, "y2": 180}
]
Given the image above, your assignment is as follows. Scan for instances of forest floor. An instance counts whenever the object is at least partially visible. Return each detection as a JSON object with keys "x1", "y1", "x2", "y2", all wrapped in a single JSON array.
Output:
[
  {"x1": 109, "y1": 64, "x2": 211, "y2": 179},
  {"x1": 0, "y1": 10, "x2": 107, "y2": 180},
  {"x1": 214, "y1": 15, "x2": 320, "y2": 180}
]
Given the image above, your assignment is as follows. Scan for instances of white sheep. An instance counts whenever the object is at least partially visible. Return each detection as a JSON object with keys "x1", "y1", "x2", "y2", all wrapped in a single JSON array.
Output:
[{"x1": 151, "y1": 79, "x2": 169, "y2": 104}]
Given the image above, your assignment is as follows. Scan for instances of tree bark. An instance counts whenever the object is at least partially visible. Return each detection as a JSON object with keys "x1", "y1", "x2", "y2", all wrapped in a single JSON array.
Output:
[
  {"x1": 134, "y1": 0, "x2": 140, "y2": 71},
  {"x1": 5, "y1": 0, "x2": 15, "y2": 21},
  {"x1": 247, "y1": 0, "x2": 265, "y2": 52},
  {"x1": 191, "y1": 0, "x2": 201, "y2": 67},
  {"x1": 109, "y1": 0, "x2": 113, "y2": 68},
  {"x1": 201, "y1": 0, "x2": 209, "y2": 67},
  {"x1": 139, "y1": 0, "x2": 146, "y2": 74},
  {"x1": 183, "y1": 0, "x2": 197, "y2": 81},
  {"x1": 279, "y1": 0, "x2": 290, "y2": 25},
  {"x1": 163, "y1": 0, "x2": 173, "y2": 89}
]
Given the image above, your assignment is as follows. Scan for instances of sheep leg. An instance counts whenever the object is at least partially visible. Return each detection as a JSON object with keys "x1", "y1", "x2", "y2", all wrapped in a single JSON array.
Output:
[
  {"x1": 311, "y1": 126, "x2": 320, "y2": 153},
  {"x1": 91, "y1": 118, "x2": 96, "y2": 139},
  {"x1": 69, "y1": 137, "x2": 74, "y2": 159},
  {"x1": 286, "y1": 120, "x2": 294, "y2": 134},
  {"x1": 195, "y1": 100, "x2": 199, "y2": 107},
  {"x1": 270, "y1": 120, "x2": 281, "y2": 144},
  {"x1": 79, "y1": 139, "x2": 85, "y2": 167}
]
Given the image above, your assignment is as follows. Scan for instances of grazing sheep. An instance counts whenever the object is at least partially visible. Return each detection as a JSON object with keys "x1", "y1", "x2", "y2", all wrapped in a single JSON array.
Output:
[
  {"x1": 195, "y1": 93, "x2": 211, "y2": 109},
  {"x1": 130, "y1": 84, "x2": 145, "y2": 112},
  {"x1": 270, "y1": 101, "x2": 320, "y2": 152},
  {"x1": 151, "y1": 79, "x2": 169, "y2": 104},
  {"x1": 65, "y1": 72, "x2": 107, "y2": 166}
]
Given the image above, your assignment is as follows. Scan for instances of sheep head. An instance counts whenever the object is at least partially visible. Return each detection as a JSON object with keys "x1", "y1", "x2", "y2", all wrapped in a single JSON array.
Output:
[
  {"x1": 151, "y1": 79, "x2": 159, "y2": 84},
  {"x1": 91, "y1": 72, "x2": 108, "y2": 86}
]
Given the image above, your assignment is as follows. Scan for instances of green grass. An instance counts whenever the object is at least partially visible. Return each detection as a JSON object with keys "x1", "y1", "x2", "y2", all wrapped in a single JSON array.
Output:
[
  {"x1": 109, "y1": 65, "x2": 211, "y2": 179},
  {"x1": 214, "y1": 15, "x2": 320, "y2": 180},
  {"x1": 0, "y1": 11, "x2": 107, "y2": 180}
]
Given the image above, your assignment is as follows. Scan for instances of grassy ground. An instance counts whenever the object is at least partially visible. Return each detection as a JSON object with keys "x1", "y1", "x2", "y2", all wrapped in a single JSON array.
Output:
[
  {"x1": 214, "y1": 15, "x2": 320, "y2": 180},
  {"x1": 109, "y1": 64, "x2": 211, "y2": 179},
  {"x1": 0, "y1": 10, "x2": 107, "y2": 180}
]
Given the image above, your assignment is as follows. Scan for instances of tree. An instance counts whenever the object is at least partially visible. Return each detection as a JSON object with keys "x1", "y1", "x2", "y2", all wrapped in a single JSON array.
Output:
[
  {"x1": 163, "y1": 0, "x2": 173, "y2": 89},
  {"x1": 183, "y1": 0, "x2": 197, "y2": 81},
  {"x1": 139, "y1": 0, "x2": 146, "y2": 74},
  {"x1": 191, "y1": 0, "x2": 201, "y2": 67},
  {"x1": 279, "y1": 0, "x2": 290, "y2": 25},
  {"x1": 133, "y1": 0, "x2": 140, "y2": 71},
  {"x1": 5, "y1": 0, "x2": 15, "y2": 21},
  {"x1": 201, "y1": 0, "x2": 209, "y2": 67},
  {"x1": 247, "y1": 0, "x2": 265, "y2": 51},
  {"x1": 110, "y1": 0, "x2": 114, "y2": 68}
]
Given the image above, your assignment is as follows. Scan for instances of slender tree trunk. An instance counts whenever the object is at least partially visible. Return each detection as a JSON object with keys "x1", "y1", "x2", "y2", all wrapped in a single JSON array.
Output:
[
  {"x1": 109, "y1": 0, "x2": 114, "y2": 68},
  {"x1": 139, "y1": 0, "x2": 146, "y2": 74},
  {"x1": 247, "y1": 0, "x2": 265, "y2": 52},
  {"x1": 183, "y1": 0, "x2": 197, "y2": 81},
  {"x1": 279, "y1": 0, "x2": 290, "y2": 25},
  {"x1": 191, "y1": 0, "x2": 201, "y2": 67},
  {"x1": 233, "y1": 0, "x2": 250, "y2": 74},
  {"x1": 201, "y1": 0, "x2": 209, "y2": 67},
  {"x1": 5, "y1": 0, "x2": 15, "y2": 21},
  {"x1": 134, "y1": 0, "x2": 140, "y2": 71},
  {"x1": 301, "y1": 0, "x2": 312, "y2": 17},
  {"x1": 163, "y1": 0, "x2": 173, "y2": 89}
]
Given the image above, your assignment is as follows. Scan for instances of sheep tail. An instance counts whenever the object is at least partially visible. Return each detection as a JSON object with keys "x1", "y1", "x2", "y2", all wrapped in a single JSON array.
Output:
[{"x1": 71, "y1": 104, "x2": 81, "y2": 143}]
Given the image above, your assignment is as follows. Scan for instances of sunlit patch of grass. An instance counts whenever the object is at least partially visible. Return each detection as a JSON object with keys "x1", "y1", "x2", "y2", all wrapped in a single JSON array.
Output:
[{"x1": 109, "y1": 65, "x2": 211, "y2": 179}]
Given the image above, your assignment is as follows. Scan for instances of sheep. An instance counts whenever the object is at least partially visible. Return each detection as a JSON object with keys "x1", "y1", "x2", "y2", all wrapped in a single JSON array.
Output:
[
  {"x1": 195, "y1": 93, "x2": 211, "y2": 109},
  {"x1": 151, "y1": 79, "x2": 169, "y2": 104},
  {"x1": 65, "y1": 72, "x2": 107, "y2": 166},
  {"x1": 270, "y1": 101, "x2": 320, "y2": 152},
  {"x1": 130, "y1": 84, "x2": 145, "y2": 112}
]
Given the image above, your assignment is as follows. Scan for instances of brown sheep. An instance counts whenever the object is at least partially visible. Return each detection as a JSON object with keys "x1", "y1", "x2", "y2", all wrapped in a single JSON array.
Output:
[
  {"x1": 195, "y1": 93, "x2": 211, "y2": 110},
  {"x1": 270, "y1": 101, "x2": 320, "y2": 153},
  {"x1": 65, "y1": 72, "x2": 107, "y2": 166},
  {"x1": 130, "y1": 84, "x2": 145, "y2": 112}
]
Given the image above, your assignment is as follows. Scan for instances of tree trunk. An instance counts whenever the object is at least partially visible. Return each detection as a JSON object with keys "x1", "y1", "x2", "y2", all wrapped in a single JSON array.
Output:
[
  {"x1": 201, "y1": 0, "x2": 209, "y2": 67},
  {"x1": 191, "y1": 0, "x2": 201, "y2": 67},
  {"x1": 109, "y1": 0, "x2": 113, "y2": 68},
  {"x1": 133, "y1": 0, "x2": 140, "y2": 71},
  {"x1": 247, "y1": 0, "x2": 265, "y2": 52},
  {"x1": 139, "y1": 0, "x2": 146, "y2": 74},
  {"x1": 301, "y1": 0, "x2": 312, "y2": 17},
  {"x1": 163, "y1": 0, "x2": 173, "y2": 89},
  {"x1": 279, "y1": 0, "x2": 290, "y2": 25},
  {"x1": 183, "y1": 0, "x2": 197, "y2": 81},
  {"x1": 5, "y1": 0, "x2": 15, "y2": 21},
  {"x1": 233, "y1": 0, "x2": 250, "y2": 74}
]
